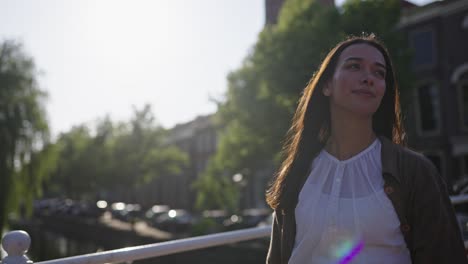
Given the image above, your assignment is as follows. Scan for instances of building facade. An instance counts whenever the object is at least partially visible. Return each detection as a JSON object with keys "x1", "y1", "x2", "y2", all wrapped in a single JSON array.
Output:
[
  {"x1": 398, "y1": 0, "x2": 468, "y2": 189},
  {"x1": 138, "y1": 115, "x2": 218, "y2": 210}
]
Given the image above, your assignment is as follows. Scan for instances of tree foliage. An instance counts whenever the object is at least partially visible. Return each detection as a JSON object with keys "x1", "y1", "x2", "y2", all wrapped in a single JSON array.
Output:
[
  {"x1": 0, "y1": 40, "x2": 188, "y2": 235},
  {"x1": 0, "y1": 40, "x2": 51, "y2": 235},
  {"x1": 195, "y1": 0, "x2": 412, "y2": 211},
  {"x1": 45, "y1": 105, "x2": 189, "y2": 202}
]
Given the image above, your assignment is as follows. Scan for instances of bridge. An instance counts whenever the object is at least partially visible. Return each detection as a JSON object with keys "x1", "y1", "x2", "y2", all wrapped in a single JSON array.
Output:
[{"x1": 2, "y1": 194, "x2": 468, "y2": 264}]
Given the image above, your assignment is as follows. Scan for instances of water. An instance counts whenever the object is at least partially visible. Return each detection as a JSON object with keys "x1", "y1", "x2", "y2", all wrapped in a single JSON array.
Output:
[{"x1": 22, "y1": 228, "x2": 102, "y2": 262}]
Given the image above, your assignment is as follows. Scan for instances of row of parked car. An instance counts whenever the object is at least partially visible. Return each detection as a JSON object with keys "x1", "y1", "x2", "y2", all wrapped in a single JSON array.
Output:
[
  {"x1": 32, "y1": 198, "x2": 273, "y2": 235},
  {"x1": 33, "y1": 198, "x2": 106, "y2": 218},
  {"x1": 29, "y1": 196, "x2": 468, "y2": 241},
  {"x1": 109, "y1": 202, "x2": 272, "y2": 234}
]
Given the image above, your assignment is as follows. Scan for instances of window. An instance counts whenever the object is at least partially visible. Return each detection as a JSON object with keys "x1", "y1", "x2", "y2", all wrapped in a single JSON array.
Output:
[
  {"x1": 462, "y1": 155, "x2": 468, "y2": 176},
  {"x1": 463, "y1": 14, "x2": 468, "y2": 29},
  {"x1": 458, "y1": 77, "x2": 468, "y2": 129},
  {"x1": 410, "y1": 29, "x2": 435, "y2": 67},
  {"x1": 417, "y1": 83, "x2": 440, "y2": 134}
]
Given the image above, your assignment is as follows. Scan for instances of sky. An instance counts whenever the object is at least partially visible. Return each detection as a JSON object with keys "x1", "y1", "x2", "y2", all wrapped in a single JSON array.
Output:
[{"x1": 0, "y1": 0, "x2": 434, "y2": 137}]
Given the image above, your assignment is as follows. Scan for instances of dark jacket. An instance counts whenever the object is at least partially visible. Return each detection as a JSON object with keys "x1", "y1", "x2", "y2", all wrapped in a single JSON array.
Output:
[{"x1": 267, "y1": 136, "x2": 467, "y2": 263}]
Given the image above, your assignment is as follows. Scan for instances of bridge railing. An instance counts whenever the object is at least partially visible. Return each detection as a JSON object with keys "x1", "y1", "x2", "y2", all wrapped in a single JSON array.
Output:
[
  {"x1": 1, "y1": 226, "x2": 271, "y2": 264},
  {"x1": 450, "y1": 194, "x2": 468, "y2": 205},
  {"x1": 2, "y1": 194, "x2": 468, "y2": 264}
]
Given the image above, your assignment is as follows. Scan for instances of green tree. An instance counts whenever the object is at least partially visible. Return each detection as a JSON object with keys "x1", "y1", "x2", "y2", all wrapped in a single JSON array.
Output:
[
  {"x1": 46, "y1": 125, "x2": 95, "y2": 198},
  {"x1": 45, "y1": 105, "x2": 188, "y2": 202},
  {"x1": 105, "y1": 105, "x2": 188, "y2": 200},
  {"x1": 195, "y1": 0, "x2": 412, "y2": 211},
  {"x1": 0, "y1": 40, "x2": 50, "y2": 235}
]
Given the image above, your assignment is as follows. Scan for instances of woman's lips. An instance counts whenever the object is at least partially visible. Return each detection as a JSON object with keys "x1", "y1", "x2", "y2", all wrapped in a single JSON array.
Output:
[{"x1": 352, "y1": 89, "x2": 375, "y2": 98}]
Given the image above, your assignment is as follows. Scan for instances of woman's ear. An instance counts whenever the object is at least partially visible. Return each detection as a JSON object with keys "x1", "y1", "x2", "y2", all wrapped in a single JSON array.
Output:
[{"x1": 323, "y1": 82, "x2": 332, "y2": 96}]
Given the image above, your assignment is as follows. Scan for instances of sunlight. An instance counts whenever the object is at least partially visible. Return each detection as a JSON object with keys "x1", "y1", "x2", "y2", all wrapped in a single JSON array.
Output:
[{"x1": 83, "y1": 0, "x2": 176, "y2": 72}]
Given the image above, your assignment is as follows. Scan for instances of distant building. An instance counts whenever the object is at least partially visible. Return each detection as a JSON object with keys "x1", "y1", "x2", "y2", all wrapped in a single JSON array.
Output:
[
  {"x1": 139, "y1": 114, "x2": 218, "y2": 210},
  {"x1": 398, "y1": 0, "x2": 468, "y2": 189},
  {"x1": 265, "y1": 0, "x2": 286, "y2": 25}
]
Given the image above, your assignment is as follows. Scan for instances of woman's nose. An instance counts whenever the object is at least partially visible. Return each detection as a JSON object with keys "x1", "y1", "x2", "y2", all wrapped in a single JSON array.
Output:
[{"x1": 361, "y1": 70, "x2": 374, "y2": 86}]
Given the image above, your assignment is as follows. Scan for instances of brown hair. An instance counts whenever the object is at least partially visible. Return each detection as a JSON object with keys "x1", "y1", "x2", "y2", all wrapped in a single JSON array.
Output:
[{"x1": 266, "y1": 34, "x2": 405, "y2": 210}]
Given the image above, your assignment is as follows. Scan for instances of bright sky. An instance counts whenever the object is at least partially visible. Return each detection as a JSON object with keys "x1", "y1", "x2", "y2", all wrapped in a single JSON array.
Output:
[{"x1": 0, "y1": 0, "x2": 433, "y2": 137}]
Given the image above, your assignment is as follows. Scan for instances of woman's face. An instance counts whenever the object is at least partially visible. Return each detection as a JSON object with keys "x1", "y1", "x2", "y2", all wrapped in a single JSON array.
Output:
[{"x1": 323, "y1": 43, "x2": 387, "y2": 118}]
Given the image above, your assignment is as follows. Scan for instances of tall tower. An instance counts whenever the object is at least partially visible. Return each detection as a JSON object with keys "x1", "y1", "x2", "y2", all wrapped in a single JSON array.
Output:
[
  {"x1": 265, "y1": 0, "x2": 335, "y2": 25},
  {"x1": 265, "y1": 0, "x2": 285, "y2": 25}
]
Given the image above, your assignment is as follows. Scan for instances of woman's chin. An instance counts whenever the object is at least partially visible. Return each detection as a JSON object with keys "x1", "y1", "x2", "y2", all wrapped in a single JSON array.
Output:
[{"x1": 350, "y1": 107, "x2": 379, "y2": 118}]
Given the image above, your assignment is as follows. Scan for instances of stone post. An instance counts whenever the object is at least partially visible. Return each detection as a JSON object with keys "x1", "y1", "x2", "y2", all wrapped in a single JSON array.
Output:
[{"x1": 1, "y1": 230, "x2": 33, "y2": 264}]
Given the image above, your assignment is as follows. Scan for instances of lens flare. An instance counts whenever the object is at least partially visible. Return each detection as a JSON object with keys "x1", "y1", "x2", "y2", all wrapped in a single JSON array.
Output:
[{"x1": 337, "y1": 239, "x2": 364, "y2": 264}]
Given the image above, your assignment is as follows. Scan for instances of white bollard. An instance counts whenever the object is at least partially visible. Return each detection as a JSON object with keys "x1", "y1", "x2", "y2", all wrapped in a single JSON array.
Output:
[{"x1": 1, "y1": 230, "x2": 33, "y2": 264}]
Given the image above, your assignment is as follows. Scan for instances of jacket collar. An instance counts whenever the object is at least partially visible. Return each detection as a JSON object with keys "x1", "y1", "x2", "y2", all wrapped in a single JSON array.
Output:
[{"x1": 378, "y1": 135, "x2": 401, "y2": 184}]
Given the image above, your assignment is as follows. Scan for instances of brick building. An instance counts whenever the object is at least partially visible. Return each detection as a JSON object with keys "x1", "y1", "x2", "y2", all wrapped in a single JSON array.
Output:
[
  {"x1": 398, "y1": 0, "x2": 468, "y2": 188},
  {"x1": 139, "y1": 115, "x2": 218, "y2": 210}
]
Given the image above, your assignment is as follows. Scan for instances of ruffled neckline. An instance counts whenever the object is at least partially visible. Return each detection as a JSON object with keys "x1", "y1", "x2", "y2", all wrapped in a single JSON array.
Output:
[{"x1": 321, "y1": 138, "x2": 380, "y2": 165}]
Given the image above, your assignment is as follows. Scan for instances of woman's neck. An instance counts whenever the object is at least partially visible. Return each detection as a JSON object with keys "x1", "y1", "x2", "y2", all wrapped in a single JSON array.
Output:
[{"x1": 325, "y1": 113, "x2": 376, "y2": 161}]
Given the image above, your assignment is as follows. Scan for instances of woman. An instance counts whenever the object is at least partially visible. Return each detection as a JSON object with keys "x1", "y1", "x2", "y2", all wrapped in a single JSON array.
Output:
[{"x1": 265, "y1": 35, "x2": 466, "y2": 264}]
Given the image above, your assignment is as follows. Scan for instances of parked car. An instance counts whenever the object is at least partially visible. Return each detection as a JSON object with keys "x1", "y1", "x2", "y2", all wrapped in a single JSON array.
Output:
[
  {"x1": 110, "y1": 202, "x2": 142, "y2": 222},
  {"x1": 201, "y1": 210, "x2": 228, "y2": 225},
  {"x1": 456, "y1": 212, "x2": 468, "y2": 241},
  {"x1": 144, "y1": 205, "x2": 170, "y2": 227},
  {"x1": 124, "y1": 203, "x2": 142, "y2": 222},
  {"x1": 453, "y1": 176, "x2": 468, "y2": 195},
  {"x1": 110, "y1": 202, "x2": 127, "y2": 221},
  {"x1": 33, "y1": 198, "x2": 61, "y2": 217},
  {"x1": 224, "y1": 208, "x2": 272, "y2": 231},
  {"x1": 191, "y1": 210, "x2": 229, "y2": 234},
  {"x1": 452, "y1": 177, "x2": 468, "y2": 213},
  {"x1": 154, "y1": 209, "x2": 195, "y2": 233}
]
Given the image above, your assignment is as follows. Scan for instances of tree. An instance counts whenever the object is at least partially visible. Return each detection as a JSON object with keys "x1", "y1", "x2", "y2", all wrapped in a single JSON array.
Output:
[
  {"x1": 44, "y1": 105, "x2": 189, "y2": 202},
  {"x1": 104, "y1": 105, "x2": 188, "y2": 201},
  {"x1": 46, "y1": 125, "x2": 95, "y2": 198},
  {"x1": 195, "y1": 0, "x2": 412, "y2": 211},
  {"x1": 0, "y1": 40, "x2": 50, "y2": 235}
]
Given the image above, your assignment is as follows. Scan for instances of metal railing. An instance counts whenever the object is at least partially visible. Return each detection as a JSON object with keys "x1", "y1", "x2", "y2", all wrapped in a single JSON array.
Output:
[
  {"x1": 2, "y1": 194, "x2": 468, "y2": 264},
  {"x1": 1, "y1": 226, "x2": 271, "y2": 264},
  {"x1": 451, "y1": 194, "x2": 468, "y2": 205}
]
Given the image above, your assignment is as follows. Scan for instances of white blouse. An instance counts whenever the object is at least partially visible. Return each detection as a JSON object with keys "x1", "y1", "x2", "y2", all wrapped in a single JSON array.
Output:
[{"x1": 289, "y1": 139, "x2": 411, "y2": 264}]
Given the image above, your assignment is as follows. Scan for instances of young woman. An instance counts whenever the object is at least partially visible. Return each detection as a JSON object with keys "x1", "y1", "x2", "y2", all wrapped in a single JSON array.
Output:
[{"x1": 265, "y1": 35, "x2": 466, "y2": 264}]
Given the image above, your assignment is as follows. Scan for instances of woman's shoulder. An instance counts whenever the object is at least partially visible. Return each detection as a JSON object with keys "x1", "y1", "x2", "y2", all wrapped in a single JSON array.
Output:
[
  {"x1": 393, "y1": 143, "x2": 430, "y2": 163},
  {"x1": 394, "y1": 144, "x2": 436, "y2": 171},
  {"x1": 379, "y1": 136, "x2": 438, "y2": 175}
]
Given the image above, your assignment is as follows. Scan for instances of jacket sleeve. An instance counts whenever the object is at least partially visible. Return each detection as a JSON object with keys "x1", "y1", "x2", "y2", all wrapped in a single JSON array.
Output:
[
  {"x1": 411, "y1": 158, "x2": 467, "y2": 264},
  {"x1": 266, "y1": 211, "x2": 282, "y2": 264}
]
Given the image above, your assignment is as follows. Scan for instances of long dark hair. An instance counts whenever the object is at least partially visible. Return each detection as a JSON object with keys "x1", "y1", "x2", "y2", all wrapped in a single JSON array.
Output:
[{"x1": 266, "y1": 34, "x2": 405, "y2": 210}]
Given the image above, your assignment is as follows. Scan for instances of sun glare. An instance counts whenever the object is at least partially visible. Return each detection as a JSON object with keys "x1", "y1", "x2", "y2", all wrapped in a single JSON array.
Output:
[{"x1": 83, "y1": 0, "x2": 175, "y2": 71}]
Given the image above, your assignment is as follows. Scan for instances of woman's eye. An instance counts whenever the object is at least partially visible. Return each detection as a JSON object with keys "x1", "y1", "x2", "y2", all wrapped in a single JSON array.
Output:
[
  {"x1": 376, "y1": 70, "x2": 386, "y2": 78},
  {"x1": 347, "y1": 63, "x2": 360, "y2": 69}
]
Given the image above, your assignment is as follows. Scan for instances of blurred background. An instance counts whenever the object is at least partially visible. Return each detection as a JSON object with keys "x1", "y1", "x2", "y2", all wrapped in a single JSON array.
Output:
[{"x1": 1, "y1": 0, "x2": 468, "y2": 263}]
